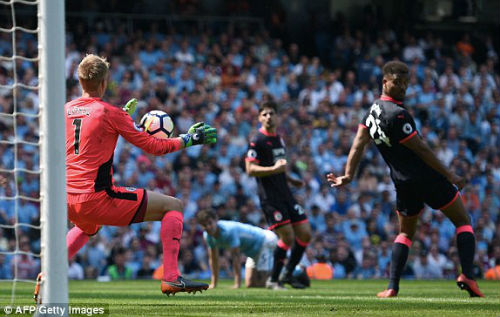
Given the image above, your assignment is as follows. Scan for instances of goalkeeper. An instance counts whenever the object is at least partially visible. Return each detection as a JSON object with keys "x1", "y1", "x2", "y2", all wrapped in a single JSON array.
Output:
[{"x1": 60, "y1": 54, "x2": 215, "y2": 297}]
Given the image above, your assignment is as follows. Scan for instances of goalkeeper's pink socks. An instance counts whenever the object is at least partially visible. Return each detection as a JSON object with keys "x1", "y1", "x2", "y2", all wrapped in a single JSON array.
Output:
[
  {"x1": 67, "y1": 226, "x2": 89, "y2": 260},
  {"x1": 161, "y1": 210, "x2": 183, "y2": 282}
]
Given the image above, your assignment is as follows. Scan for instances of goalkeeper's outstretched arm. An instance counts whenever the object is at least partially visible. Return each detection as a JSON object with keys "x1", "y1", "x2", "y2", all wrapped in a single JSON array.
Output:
[{"x1": 110, "y1": 105, "x2": 217, "y2": 155}]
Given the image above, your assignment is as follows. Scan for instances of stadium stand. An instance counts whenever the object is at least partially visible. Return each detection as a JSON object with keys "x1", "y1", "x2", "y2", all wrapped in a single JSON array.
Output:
[{"x1": 0, "y1": 2, "x2": 498, "y2": 282}]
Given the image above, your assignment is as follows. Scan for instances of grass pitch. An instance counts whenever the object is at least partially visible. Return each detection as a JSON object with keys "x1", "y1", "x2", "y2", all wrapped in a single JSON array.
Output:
[{"x1": 1, "y1": 279, "x2": 499, "y2": 316}]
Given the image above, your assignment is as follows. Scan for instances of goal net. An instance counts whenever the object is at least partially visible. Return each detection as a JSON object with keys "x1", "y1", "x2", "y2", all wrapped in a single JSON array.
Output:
[{"x1": 0, "y1": 0, "x2": 67, "y2": 310}]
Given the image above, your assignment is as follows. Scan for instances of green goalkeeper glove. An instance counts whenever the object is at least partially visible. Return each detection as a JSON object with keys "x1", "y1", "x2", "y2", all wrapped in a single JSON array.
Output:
[
  {"x1": 180, "y1": 122, "x2": 217, "y2": 147},
  {"x1": 122, "y1": 98, "x2": 137, "y2": 116}
]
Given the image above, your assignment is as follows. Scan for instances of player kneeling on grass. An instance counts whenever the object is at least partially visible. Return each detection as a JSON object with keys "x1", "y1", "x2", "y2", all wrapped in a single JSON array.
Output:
[
  {"x1": 196, "y1": 209, "x2": 278, "y2": 289},
  {"x1": 35, "y1": 54, "x2": 217, "y2": 302}
]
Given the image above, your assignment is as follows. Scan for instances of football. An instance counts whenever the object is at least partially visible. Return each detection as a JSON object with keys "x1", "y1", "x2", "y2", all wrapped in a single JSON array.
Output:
[{"x1": 139, "y1": 110, "x2": 175, "y2": 139}]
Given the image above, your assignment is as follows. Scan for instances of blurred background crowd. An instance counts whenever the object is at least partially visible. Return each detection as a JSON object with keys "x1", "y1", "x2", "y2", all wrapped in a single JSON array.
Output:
[{"x1": 0, "y1": 0, "x2": 499, "y2": 283}]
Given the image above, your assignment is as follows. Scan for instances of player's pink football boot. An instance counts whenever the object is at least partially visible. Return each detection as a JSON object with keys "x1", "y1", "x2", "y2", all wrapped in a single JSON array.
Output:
[
  {"x1": 456, "y1": 274, "x2": 484, "y2": 297},
  {"x1": 377, "y1": 289, "x2": 398, "y2": 298},
  {"x1": 161, "y1": 276, "x2": 208, "y2": 296}
]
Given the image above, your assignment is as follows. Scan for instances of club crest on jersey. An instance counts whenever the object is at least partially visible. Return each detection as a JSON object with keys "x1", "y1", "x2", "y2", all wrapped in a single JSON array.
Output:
[
  {"x1": 273, "y1": 211, "x2": 283, "y2": 222},
  {"x1": 247, "y1": 149, "x2": 257, "y2": 158},
  {"x1": 125, "y1": 187, "x2": 137, "y2": 192},
  {"x1": 403, "y1": 123, "x2": 413, "y2": 134}
]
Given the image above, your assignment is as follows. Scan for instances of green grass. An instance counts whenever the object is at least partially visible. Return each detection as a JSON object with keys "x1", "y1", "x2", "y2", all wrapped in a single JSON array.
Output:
[{"x1": 1, "y1": 279, "x2": 499, "y2": 316}]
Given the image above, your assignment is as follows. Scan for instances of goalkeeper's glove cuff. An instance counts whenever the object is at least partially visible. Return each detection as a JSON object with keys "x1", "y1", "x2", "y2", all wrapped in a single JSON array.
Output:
[
  {"x1": 180, "y1": 124, "x2": 217, "y2": 147},
  {"x1": 180, "y1": 132, "x2": 204, "y2": 147},
  {"x1": 180, "y1": 133, "x2": 192, "y2": 147}
]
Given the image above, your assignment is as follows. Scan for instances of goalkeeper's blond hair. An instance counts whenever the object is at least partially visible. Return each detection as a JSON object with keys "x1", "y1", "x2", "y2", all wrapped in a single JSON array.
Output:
[{"x1": 78, "y1": 54, "x2": 109, "y2": 92}]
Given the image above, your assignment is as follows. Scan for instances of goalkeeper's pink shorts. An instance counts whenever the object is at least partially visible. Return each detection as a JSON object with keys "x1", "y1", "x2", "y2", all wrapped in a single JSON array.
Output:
[{"x1": 67, "y1": 186, "x2": 148, "y2": 235}]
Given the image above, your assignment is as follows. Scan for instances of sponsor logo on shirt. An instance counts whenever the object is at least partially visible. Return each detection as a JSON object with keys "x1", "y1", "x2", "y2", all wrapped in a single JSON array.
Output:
[{"x1": 272, "y1": 148, "x2": 285, "y2": 161}]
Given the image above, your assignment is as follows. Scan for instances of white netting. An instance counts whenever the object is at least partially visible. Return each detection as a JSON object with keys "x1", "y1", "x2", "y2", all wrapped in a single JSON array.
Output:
[{"x1": 0, "y1": 0, "x2": 41, "y2": 304}]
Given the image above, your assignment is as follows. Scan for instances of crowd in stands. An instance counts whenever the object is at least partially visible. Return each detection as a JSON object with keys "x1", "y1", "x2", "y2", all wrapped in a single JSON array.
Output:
[{"x1": 0, "y1": 17, "x2": 499, "y2": 283}]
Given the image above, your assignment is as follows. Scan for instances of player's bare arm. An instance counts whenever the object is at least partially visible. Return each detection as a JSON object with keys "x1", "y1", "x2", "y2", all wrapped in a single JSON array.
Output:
[
  {"x1": 231, "y1": 247, "x2": 242, "y2": 289},
  {"x1": 245, "y1": 158, "x2": 287, "y2": 177},
  {"x1": 327, "y1": 125, "x2": 371, "y2": 187},
  {"x1": 402, "y1": 135, "x2": 465, "y2": 189},
  {"x1": 208, "y1": 246, "x2": 219, "y2": 289}
]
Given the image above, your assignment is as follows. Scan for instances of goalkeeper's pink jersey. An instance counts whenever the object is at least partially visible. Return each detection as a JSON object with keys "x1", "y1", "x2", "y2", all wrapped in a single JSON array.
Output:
[{"x1": 65, "y1": 97, "x2": 181, "y2": 194}]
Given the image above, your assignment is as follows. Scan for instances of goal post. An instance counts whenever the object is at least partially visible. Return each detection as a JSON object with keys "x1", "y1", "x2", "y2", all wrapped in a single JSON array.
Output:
[
  {"x1": 0, "y1": 0, "x2": 67, "y2": 310},
  {"x1": 38, "y1": 0, "x2": 68, "y2": 310}
]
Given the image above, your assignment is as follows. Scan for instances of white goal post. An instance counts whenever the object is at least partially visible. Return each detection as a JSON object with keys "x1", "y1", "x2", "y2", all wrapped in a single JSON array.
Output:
[
  {"x1": 38, "y1": 0, "x2": 68, "y2": 309},
  {"x1": 0, "y1": 0, "x2": 67, "y2": 312}
]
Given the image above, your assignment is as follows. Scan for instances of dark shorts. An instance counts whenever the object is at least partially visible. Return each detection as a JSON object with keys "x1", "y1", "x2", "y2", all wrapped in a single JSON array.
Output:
[
  {"x1": 395, "y1": 178, "x2": 459, "y2": 217},
  {"x1": 261, "y1": 199, "x2": 308, "y2": 230}
]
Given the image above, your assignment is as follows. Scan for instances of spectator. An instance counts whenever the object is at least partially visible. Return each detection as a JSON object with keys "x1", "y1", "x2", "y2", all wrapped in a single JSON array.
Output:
[
  {"x1": 68, "y1": 258, "x2": 84, "y2": 280},
  {"x1": 136, "y1": 255, "x2": 155, "y2": 279},
  {"x1": 413, "y1": 252, "x2": 441, "y2": 279},
  {"x1": 425, "y1": 245, "x2": 448, "y2": 278},
  {"x1": 106, "y1": 248, "x2": 133, "y2": 280}
]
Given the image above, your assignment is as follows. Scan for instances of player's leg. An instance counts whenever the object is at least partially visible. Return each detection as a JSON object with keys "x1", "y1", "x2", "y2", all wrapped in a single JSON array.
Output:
[
  {"x1": 244, "y1": 258, "x2": 267, "y2": 288},
  {"x1": 36, "y1": 202, "x2": 101, "y2": 303},
  {"x1": 66, "y1": 201, "x2": 101, "y2": 260},
  {"x1": 280, "y1": 221, "x2": 311, "y2": 288},
  {"x1": 379, "y1": 184, "x2": 422, "y2": 298},
  {"x1": 261, "y1": 203, "x2": 292, "y2": 288},
  {"x1": 426, "y1": 179, "x2": 484, "y2": 297},
  {"x1": 143, "y1": 190, "x2": 183, "y2": 279},
  {"x1": 381, "y1": 213, "x2": 418, "y2": 297},
  {"x1": 438, "y1": 193, "x2": 484, "y2": 297},
  {"x1": 269, "y1": 224, "x2": 294, "y2": 287},
  {"x1": 438, "y1": 192, "x2": 474, "y2": 277},
  {"x1": 249, "y1": 270, "x2": 269, "y2": 287},
  {"x1": 141, "y1": 190, "x2": 208, "y2": 295},
  {"x1": 248, "y1": 230, "x2": 277, "y2": 288},
  {"x1": 66, "y1": 226, "x2": 94, "y2": 260},
  {"x1": 245, "y1": 259, "x2": 255, "y2": 287}
]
